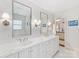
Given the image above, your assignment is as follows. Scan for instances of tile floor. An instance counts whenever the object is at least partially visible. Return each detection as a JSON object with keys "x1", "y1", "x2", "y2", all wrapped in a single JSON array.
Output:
[{"x1": 54, "y1": 47, "x2": 79, "y2": 58}]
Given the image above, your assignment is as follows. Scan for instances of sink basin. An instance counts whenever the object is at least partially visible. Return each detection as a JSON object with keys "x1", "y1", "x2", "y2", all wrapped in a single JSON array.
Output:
[{"x1": 20, "y1": 40, "x2": 33, "y2": 46}]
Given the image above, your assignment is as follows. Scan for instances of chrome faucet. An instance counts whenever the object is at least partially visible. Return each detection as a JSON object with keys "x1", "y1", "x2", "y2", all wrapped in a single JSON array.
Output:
[
  {"x1": 22, "y1": 37, "x2": 28, "y2": 42},
  {"x1": 17, "y1": 37, "x2": 29, "y2": 43}
]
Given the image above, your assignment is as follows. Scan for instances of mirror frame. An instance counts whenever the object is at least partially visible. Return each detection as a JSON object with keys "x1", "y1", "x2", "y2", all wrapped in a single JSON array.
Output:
[
  {"x1": 40, "y1": 12, "x2": 48, "y2": 35},
  {"x1": 12, "y1": 0, "x2": 32, "y2": 38}
]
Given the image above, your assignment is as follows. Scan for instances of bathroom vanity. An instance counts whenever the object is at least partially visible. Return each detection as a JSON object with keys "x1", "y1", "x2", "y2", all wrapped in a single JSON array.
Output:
[
  {"x1": 0, "y1": 35, "x2": 59, "y2": 58},
  {"x1": 0, "y1": 0, "x2": 59, "y2": 58}
]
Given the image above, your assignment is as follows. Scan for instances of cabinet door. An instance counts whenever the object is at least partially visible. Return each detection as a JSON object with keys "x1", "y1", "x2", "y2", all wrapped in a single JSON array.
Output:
[
  {"x1": 18, "y1": 44, "x2": 40, "y2": 58},
  {"x1": 50, "y1": 38, "x2": 59, "y2": 51},
  {"x1": 18, "y1": 49, "x2": 29, "y2": 58},
  {"x1": 47, "y1": 39, "x2": 59, "y2": 57},
  {"x1": 27, "y1": 47, "x2": 33, "y2": 58},
  {"x1": 40, "y1": 42, "x2": 48, "y2": 58},
  {"x1": 26, "y1": 44, "x2": 40, "y2": 58},
  {"x1": 6, "y1": 53, "x2": 19, "y2": 58},
  {"x1": 30, "y1": 44, "x2": 40, "y2": 58},
  {"x1": 46, "y1": 40, "x2": 54, "y2": 57}
]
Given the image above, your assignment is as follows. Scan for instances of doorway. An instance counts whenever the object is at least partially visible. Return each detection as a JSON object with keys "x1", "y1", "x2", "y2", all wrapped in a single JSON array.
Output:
[{"x1": 55, "y1": 18, "x2": 65, "y2": 47}]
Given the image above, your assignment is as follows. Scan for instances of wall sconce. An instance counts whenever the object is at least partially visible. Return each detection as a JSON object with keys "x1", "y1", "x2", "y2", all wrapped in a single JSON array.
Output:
[
  {"x1": 47, "y1": 21, "x2": 51, "y2": 26},
  {"x1": 56, "y1": 18, "x2": 61, "y2": 22},
  {"x1": 1, "y1": 13, "x2": 10, "y2": 26},
  {"x1": 37, "y1": 20, "x2": 41, "y2": 26},
  {"x1": 32, "y1": 19, "x2": 41, "y2": 27}
]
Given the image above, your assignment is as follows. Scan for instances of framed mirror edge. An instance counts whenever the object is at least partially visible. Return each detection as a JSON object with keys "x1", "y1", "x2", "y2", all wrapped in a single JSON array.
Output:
[
  {"x1": 40, "y1": 11, "x2": 49, "y2": 35},
  {"x1": 12, "y1": 0, "x2": 32, "y2": 38}
]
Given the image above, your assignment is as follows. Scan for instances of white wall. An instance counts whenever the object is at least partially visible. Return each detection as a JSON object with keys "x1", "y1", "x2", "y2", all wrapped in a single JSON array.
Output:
[
  {"x1": 0, "y1": 0, "x2": 54, "y2": 44},
  {"x1": 0, "y1": 0, "x2": 12, "y2": 45},
  {"x1": 54, "y1": 6, "x2": 79, "y2": 50}
]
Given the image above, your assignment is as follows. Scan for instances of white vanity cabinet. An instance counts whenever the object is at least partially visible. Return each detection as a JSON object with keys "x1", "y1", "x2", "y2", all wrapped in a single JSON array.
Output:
[
  {"x1": 18, "y1": 49, "x2": 29, "y2": 58},
  {"x1": 46, "y1": 39, "x2": 58, "y2": 57},
  {"x1": 39, "y1": 41, "x2": 48, "y2": 58},
  {"x1": 28, "y1": 44, "x2": 41, "y2": 58},
  {"x1": 39, "y1": 37, "x2": 59, "y2": 58},
  {"x1": 3, "y1": 36, "x2": 59, "y2": 58},
  {"x1": 18, "y1": 44, "x2": 41, "y2": 58}
]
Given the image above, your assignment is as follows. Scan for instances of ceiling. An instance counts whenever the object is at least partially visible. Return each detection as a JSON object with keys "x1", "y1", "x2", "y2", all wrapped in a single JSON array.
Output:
[{"x1": 28, "y1": 0, "x2": 79, "y2": 13}]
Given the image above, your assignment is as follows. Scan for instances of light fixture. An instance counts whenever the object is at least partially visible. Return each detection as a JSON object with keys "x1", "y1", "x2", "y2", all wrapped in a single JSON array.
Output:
[
  {"x1": 34, "y1": 19, "x2": 37, "y2": 23},
  {"x1": 33, "y1": 19, "x2": 38, "y2": 27},
  {"x1": 37, "y1": 20, "x2": 41, "y2": 25},
  {"x1": 47, "y1": 21, "x2": 51, "y2": 26},
  {"x1": 2, "y1": 13, "x2": 10, "y2": 19},
  {"x1": 56, "y1": 18, "x2": 62, "y2": 22},
  {"x1": 56, "y1": 20, "x2": 60, "y2": 22},
  {"x1": 1, "y1": 12, "x2": 10, "y2": 26},
  {"x1": 32, "y1": 19, "x2": 41, "y2": 27}
]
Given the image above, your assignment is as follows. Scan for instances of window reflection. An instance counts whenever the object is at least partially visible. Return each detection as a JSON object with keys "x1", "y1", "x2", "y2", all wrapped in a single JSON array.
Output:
[{"x1": 13, "y1": 20, "x2": 22, "y2": 30}]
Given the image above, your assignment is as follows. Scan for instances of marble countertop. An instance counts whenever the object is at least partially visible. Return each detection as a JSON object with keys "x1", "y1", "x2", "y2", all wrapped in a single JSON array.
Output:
[{"x1": 0, "y1": 35, "x2": 58, "y2": 57}]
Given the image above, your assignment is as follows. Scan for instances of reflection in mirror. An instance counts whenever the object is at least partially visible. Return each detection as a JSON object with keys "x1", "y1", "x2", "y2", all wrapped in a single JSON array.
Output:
[
  {"x1": 40, "y1": 12, "x2": 48, "y2": 35},
  {"x1": 12, "y1": 1, "x2": 32, "y2": 38}
]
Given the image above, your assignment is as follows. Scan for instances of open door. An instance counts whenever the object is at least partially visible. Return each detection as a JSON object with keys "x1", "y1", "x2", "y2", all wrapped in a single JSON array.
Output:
[{"x1": 56, "y1": 18, "x2": 65, "y2": 47}]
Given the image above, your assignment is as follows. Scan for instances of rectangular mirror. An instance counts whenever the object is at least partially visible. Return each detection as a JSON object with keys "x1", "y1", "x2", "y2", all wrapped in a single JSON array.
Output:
[
  {"x1": 12, "y1": 1, "x2": 32, "y2": 38},
  {"x1": 40, "y1": 12, "x2": 48, "y2": 35}
]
